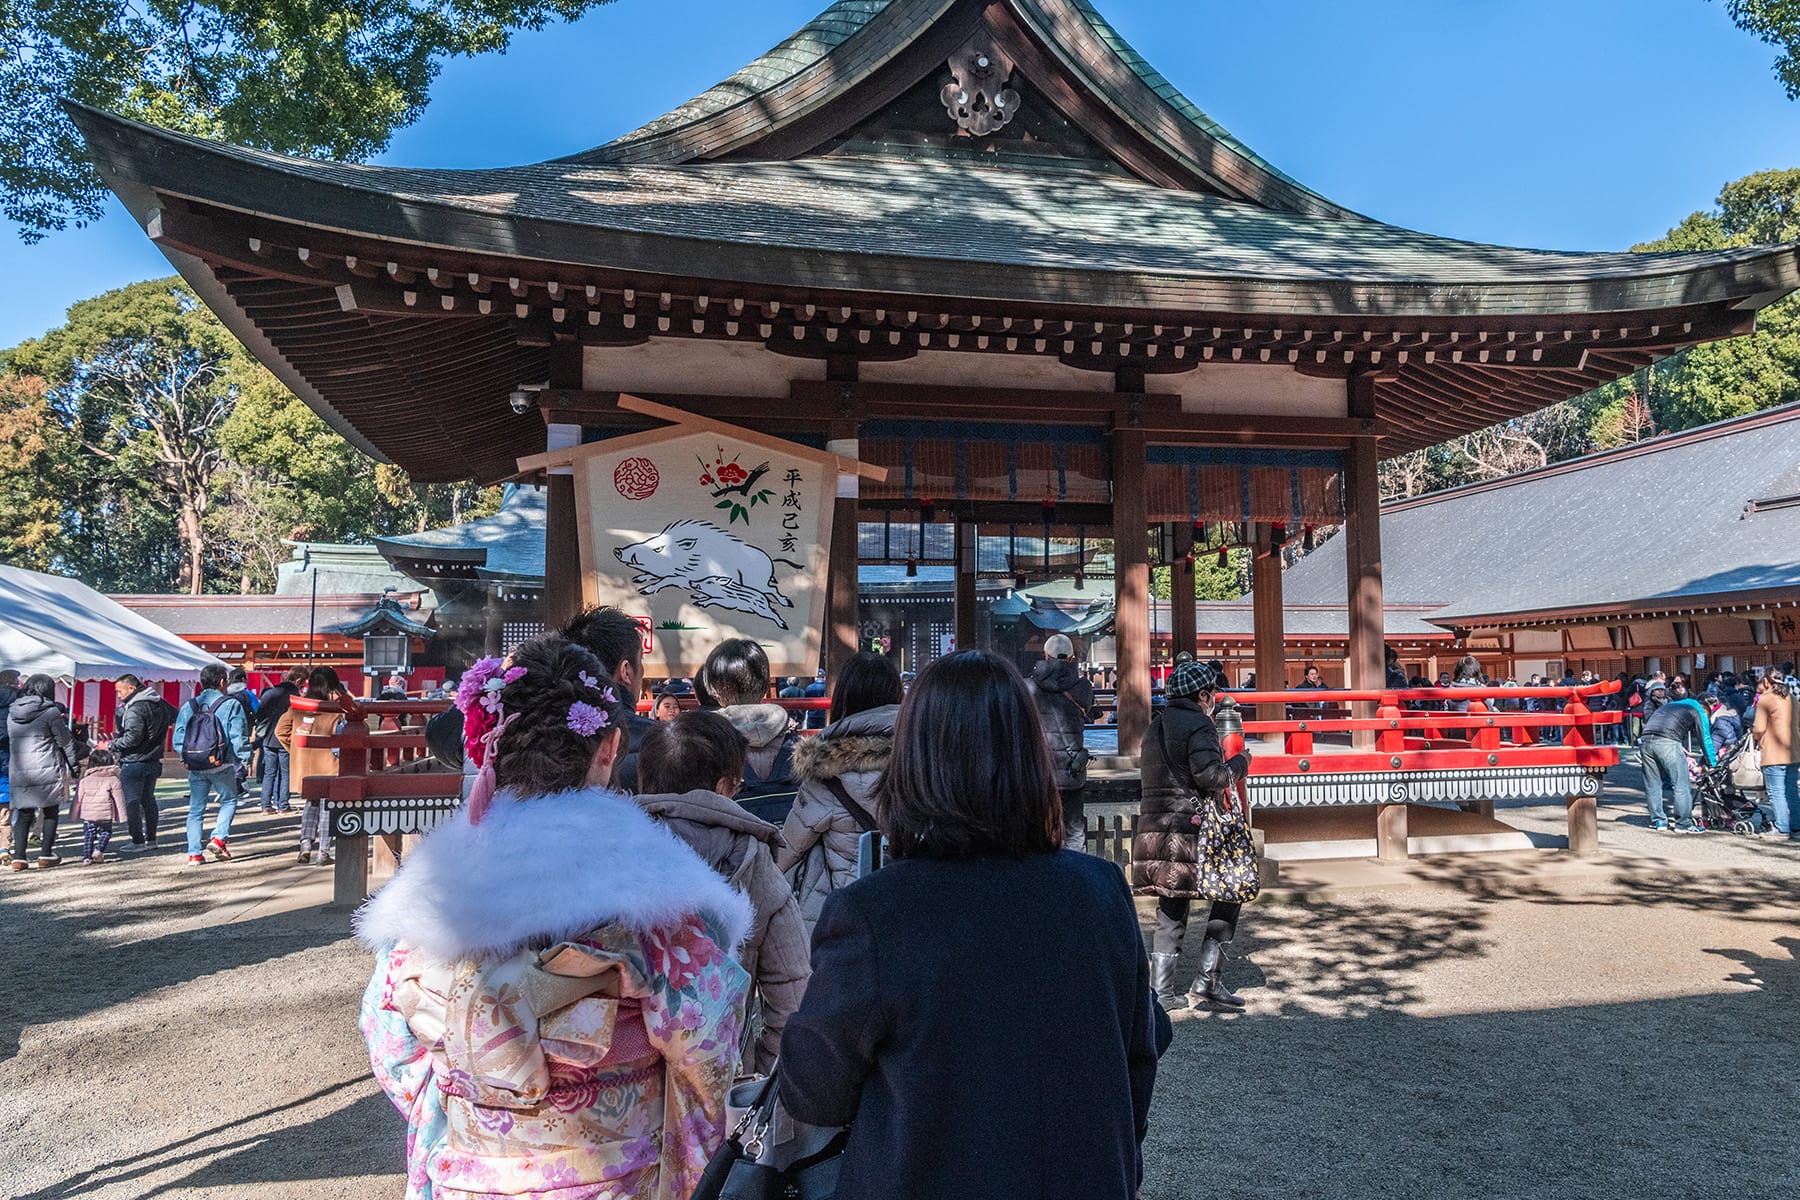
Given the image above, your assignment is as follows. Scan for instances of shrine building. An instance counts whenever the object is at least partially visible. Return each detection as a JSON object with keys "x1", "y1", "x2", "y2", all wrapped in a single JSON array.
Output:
[{"x1": 72, "y1": 0, "x2": 1800, "y2": 753}]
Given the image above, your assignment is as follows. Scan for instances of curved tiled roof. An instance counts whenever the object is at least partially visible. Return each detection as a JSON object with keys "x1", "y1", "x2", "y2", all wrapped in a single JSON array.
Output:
[
  {"x1": 1282, "y1": 403, "x2": 1800, "y2": 622},
  {"x1": 70, "y1": 107, "x2": 1799, "y2": 318}
]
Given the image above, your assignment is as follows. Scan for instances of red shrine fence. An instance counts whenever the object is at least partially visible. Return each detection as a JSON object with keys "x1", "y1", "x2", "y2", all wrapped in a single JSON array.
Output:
[{"x1": 292, "y1": 685, "x2": 1620, "y2": 908}]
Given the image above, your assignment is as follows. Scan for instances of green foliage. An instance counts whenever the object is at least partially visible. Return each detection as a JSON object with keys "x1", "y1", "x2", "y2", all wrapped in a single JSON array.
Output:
[
  {"x1": 1152, "y1": 547, "x2": 1249, "y2": 602},
  {"x1": 1388, "y1": 167, "x2": 1800, "y2": 499},
  {"x1": 1, "y1": 1, "x2": 616, "y2": 238},
  {"x1": 1631, "y1": 169, "x2": 1800, "y2": 430},
  {"x1": 1, "y1": 275, "x2": 500, "y2": 593},
  {"x1": 1719, "y1": 0, "x2": 1800, "y2": 99}
]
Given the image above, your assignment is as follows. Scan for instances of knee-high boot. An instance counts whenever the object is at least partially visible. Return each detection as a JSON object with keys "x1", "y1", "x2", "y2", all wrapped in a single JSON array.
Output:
[
  {"x1": 1149, "y1": 953, "x2": 1180, "y2": 1007},
  {"x1": 1190, "y1": 936, "x2": 1245, "y2": 1009}
]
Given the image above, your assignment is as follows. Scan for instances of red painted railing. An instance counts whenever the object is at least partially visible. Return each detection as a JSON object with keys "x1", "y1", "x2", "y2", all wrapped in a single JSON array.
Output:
[{"x1": 1221, "y1": 681, "x2": 1621, "y2": 775}]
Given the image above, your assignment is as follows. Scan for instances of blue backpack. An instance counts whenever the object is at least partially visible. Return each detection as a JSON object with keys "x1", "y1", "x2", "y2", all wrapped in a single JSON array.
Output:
[{"x1": 180, "y1": 695, "x2": 239, "y2": 771}]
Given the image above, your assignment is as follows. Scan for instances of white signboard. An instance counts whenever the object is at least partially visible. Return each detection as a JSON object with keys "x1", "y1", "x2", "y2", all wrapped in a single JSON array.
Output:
[{"x1": 569, "y1": 426, "x2": 841, "y2": 678}]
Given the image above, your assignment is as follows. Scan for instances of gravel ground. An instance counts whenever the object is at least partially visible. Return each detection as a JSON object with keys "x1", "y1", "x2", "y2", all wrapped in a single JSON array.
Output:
[{"x1": 4, "y1": 767, "x2": 1796, "y2": 1199}]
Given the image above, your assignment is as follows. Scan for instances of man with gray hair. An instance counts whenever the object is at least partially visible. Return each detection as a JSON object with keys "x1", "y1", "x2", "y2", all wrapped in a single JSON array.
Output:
[{"x1": 1028, "y1": 634, "x2": 1095, "y2": 851}]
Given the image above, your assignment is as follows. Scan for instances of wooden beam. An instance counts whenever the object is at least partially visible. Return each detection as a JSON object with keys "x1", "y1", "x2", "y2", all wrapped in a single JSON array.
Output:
[
  {"x1": 1344, "y1": 376, "x2": 1386, "y2": 750},
  {"x1": 827, "y1": 420, "x2": 862, "y2": 690},
  {"x1": 954, "y1": 516, "x2": 978, "y2": 658},
  {"x1": 1112, "y1": 422, "x2": 1152, "y2": 758},
  {"x1": 1170, "y1": 521, "x2": 1197, "y2": 665},
  {"x1": 1251, "y1": 536, "x2": 1286, "y2": 736}
]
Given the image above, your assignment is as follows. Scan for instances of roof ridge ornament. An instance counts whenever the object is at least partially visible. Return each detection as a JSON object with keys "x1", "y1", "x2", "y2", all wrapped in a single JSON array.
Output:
[{"x1": 940, "y1": 31, "x2": 1020, "y2": 135}]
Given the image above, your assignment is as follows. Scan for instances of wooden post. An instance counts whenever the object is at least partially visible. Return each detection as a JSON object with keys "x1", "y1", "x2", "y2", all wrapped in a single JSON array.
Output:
[
  {"x1": 826, "y1": 420, "x2": 861, "y2": 687},
  {"x1": 1567, "y1": 790, "x2": 1600, "y2": 855},
  {"x1": 1171, "y1": 520, "x2": 1197, "y2": 664},
  {"x1": 1251, "y1": 534, "x2": 1286, "y2": 738},
  {"x1": 542, "y1": 338, "x2": 585, "y2": 630},
  {"x1": 1343, "y1": 380, "x2": 1386, "y2": 749},
  {"x1": 954, "y1": 516, "x2": 977, "y2": 657},
  {"x1": 1111, "y1": 424, "x2": 1151, "y2": 758},
  {"x1": 1376, "y1": 799, "x2": 1410, "y2": 861}
]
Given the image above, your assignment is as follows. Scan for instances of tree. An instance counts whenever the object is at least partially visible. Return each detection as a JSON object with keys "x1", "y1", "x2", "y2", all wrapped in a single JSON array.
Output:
[
  {"x1": 1628, "y1": 169, "x2": 1800, "y2": 429},
  {"x1": 2, "y1": 1, "x2": 616, "y2": 239},
  {"x1": 8, "y1": 279, "x2": 240, "y2": 593},
  {"x1": 1720, "y1": 0, "x2": 1800, "y2": 98},
  {"x1": 0, "y1": 373, "x2": 68, "y2": 570}
]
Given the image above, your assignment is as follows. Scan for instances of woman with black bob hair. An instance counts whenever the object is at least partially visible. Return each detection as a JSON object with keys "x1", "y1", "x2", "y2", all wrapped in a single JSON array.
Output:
[
  {"x1": 779, "y1": 650, "x2": 1159, "y2": 1200},
  {"x1": 356, "y1": 636, "x2": 754, "y2": 1199}
]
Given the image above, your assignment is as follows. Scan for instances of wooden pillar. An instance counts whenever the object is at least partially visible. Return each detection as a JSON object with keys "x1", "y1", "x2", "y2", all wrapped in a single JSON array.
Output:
[
  {"x1": 1343, "y1": 378, "x2": 1386, "y2": 750},
  {"x1": 954, "y1": 515, "x2": 978, "y2": 657},
  {"x1": 1111, "y1": 422, "x2": 1151, "y2": 758},
  {"x1": 542, "y1": 339, "x2": 585, "y2": 630},
  {"x1": 1171, "y1": 521, "x2": 1197, "y2": 664},
  {"x1": 1567, "y1": 790, "x2": 1600, "y2": 855},
  {"x1": 1251, "y1": 534, "x2": 1286, "y2": 737},
  {"x1": 826, "y1": 420, "x2": 861, "y2": 687}
]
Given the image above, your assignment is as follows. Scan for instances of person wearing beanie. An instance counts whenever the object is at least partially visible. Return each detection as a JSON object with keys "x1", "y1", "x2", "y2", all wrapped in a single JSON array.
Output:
[
  {"x1": 1130, "y1": 659, "x2": 1254, "y2": 1011},
  {"x1": 1028, "y1": 634, "x2": 1095, "y2": 851}
]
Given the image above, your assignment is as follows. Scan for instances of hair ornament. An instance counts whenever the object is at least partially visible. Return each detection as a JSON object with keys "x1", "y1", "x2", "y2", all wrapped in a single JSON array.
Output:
[
  {"x1": 578, "y1": 670, "x2": 600, "y2": 690},
  {"x1": 567, "y1": 700, "x2": 609, "y2": 737}
]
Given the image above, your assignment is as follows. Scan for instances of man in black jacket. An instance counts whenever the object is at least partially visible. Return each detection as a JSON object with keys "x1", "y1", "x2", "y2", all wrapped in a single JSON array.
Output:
[
  {"x1": 109, "y1": 674, "x2": 178, "y2": 849},
  {"x1": 1030, "y1": 634, "x2": 1096, "y2": 851},
  {"x1": 255, "y1": 667, "x2": 306, "y2": 813}
]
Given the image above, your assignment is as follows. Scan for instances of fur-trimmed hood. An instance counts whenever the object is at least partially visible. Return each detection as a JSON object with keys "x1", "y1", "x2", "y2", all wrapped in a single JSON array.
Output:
[
  {"x1": 354, "y1": 786, "x2": 754, "y2": 963},
  {"x1": 635, "y1": 788, "x2": 782, "y2": 847},
  {"x1": 793, "y1": 704, "x2": 898, "y2": 783},
  {"x1": 719, "y1": 702, "x2": 793, "y2": 749}
]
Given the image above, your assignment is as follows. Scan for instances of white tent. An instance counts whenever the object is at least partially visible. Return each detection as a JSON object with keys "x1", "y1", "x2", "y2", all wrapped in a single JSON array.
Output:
[{"x1": 0, "y1": 564, "x2": 221, "y2": 682}]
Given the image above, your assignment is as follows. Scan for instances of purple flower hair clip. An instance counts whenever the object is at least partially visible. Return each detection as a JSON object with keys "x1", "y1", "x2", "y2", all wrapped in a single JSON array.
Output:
[
  {"x1": 578, "y1": 670, "x2": 600, "y2": 690},
  {"x1": 567, "y1": 701, "x2": 610, "y2": 738}
]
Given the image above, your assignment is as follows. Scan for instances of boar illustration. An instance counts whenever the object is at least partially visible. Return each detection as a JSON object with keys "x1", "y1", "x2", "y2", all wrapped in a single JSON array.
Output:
[{"x1": 614, "y1": 519, "x2": 800, "y2": 630}]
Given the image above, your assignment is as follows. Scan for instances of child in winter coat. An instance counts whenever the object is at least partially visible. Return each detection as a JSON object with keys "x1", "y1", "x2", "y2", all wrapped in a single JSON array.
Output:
[
  {"x1": 635, "y1": 710, "x2": 811, "y2": 1075},
  {"x1": 73, "y1": 748, "x2": 128, "y2": 863}
]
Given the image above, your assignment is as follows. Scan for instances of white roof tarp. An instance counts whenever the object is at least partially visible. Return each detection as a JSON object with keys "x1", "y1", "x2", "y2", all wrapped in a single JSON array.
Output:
[{"x1": 0, "y1": 564, "x2": 221, "y2": 682}]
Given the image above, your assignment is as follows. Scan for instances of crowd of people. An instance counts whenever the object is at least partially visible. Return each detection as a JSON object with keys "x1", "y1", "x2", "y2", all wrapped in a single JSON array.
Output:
[
  {"x1": 0, "y1": 659, "x2": 384, "y2": 870},
  {"x1": 348, "y1": 609, "x2": 1172, "y2": 1200}
]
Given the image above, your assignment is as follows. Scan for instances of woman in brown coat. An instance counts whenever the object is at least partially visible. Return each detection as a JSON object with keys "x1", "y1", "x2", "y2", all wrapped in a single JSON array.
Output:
[
  {"x1": 1130, "y1": 659, "x2": 1251, "y2": 1010},
  {"x1": 1751, "y1": 671, "x2": 1797, "y2": 838},
  {"x1": 635, "y1": 709, "x2": 810, "y2": 1075}
]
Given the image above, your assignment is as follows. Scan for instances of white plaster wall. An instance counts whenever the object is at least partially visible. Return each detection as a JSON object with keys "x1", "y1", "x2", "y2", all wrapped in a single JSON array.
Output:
[
  {"x1": 1170, "y1": 364, "x2": 1346, "y2": 418},
  {"x1": 582, "y1": 338, "x2": 825, "y2": 397},
  {"x1": 861, "y1": 349, "x2": 1112, "y2": 392}
]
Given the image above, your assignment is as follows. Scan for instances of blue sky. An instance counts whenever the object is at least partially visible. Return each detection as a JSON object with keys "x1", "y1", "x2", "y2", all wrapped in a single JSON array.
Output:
[{"x1": 9, "y1": 0, "x2": 1800, "y2": 348}]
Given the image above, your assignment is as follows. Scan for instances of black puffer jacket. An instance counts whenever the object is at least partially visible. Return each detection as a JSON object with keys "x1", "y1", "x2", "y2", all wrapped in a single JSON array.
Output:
[
  {"x1": 1030, "y1": 659, "x2": 1094, "y2": 790},
  {"x1": 1129, "y1": 698, "x2": 1248, "y2": 899},
  {"x1": 110, "y1": 686, "x2": 178, "y2": 765}
]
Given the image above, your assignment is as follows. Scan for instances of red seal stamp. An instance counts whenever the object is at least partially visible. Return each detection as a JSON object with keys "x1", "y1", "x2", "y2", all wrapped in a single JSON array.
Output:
[{"x1": 614, "y1": 457, "x2": 660, "y2": 500}]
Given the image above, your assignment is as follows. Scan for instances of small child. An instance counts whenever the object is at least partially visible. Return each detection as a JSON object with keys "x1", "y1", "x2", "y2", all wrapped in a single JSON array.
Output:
[{"x1": 72, "y1": 748, "x2": 128, "y2": 864}]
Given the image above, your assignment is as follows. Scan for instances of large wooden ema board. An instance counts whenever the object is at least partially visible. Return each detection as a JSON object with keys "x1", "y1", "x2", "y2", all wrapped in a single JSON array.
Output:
[{"x1": 521, "y1": 397, "x2": 884, "y2": 677}]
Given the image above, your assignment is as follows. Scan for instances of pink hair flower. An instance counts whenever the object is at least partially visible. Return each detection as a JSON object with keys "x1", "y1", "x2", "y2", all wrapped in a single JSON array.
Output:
[
  {"x1": 567, "y1": 701, "x2": 609, "y2": 737},
  {"x1": 503, "y1": 666, "x2": 528, "y2": 685}
]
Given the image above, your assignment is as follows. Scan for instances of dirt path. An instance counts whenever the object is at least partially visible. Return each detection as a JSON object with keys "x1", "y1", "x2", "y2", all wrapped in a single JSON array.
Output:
[{"x1": 4, "y1": 772, "x2": 1795, "y2": 1198}]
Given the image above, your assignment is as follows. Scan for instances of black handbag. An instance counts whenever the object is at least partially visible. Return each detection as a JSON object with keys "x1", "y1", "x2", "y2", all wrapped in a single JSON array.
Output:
[{"x1": 691, "y1": 1071, "x2": 850, "y2": 1200}]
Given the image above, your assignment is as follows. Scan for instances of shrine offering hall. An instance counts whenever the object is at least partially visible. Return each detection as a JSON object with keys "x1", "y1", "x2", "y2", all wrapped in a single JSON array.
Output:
[{"x1": 73, "y1": 0, "x2": 1800, "y2": 753}]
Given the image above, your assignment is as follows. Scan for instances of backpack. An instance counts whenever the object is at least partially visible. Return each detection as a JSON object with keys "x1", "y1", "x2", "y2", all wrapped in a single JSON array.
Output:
[
  {"x1": 737, "y1": 735, "x2": 800, "y2": 825},
  {"x1": 181, "y1": 694, "x2": 240, "y2": 771}
]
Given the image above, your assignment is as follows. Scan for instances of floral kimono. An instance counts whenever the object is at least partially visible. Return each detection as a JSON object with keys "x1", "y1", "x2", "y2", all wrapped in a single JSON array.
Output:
[{"x1": 357, "y1": 787, "x2": 753, "y2": 1200}]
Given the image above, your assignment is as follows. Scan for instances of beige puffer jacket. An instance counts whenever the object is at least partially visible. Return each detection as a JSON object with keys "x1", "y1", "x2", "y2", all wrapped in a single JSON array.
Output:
[
  {"x1": 777, "y1": 705, "x2": 897, "y2": 934},
  {"x1": 632, "y1": 789, "x2": 810, "y2": 1075},
  {"x1": 1753, "y1": 691, "x2": 1795, "y2": 766}
]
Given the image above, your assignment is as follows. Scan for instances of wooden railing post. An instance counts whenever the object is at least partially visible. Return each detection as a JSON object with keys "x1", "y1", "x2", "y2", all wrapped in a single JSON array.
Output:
[
  {"x1": 1563, "y1": 695, "x2": 1591, "y2": 748},
  {"x1": 1376, "y1": 694, "x2": 1405, "y2": 754}
]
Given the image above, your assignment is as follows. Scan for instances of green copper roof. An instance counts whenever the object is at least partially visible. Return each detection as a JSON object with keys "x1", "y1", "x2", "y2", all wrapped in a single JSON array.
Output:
[{"x1": 591, "y1": 0, "x2": 904, "y2": 154}]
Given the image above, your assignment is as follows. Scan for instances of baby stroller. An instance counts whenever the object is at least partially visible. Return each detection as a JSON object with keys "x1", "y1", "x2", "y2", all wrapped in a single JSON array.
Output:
[{"x1": 1694, "y1": 740, "x2": 1767, "y2": 834}]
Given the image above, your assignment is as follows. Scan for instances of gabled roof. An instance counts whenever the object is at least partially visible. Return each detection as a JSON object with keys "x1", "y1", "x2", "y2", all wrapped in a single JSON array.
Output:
[
  {"x1": 376, "y1": 485, "x2": 547, "y2": 582},
  {"x1": 1283, "y1": 403, "x2": 1800, "y2": 624},
  {"x1": 582, "y1": 0, "x2": 1347, "y2": 216},
  {"x1": 66, "y1": 0, "x2": 1800, "y2": 483}
]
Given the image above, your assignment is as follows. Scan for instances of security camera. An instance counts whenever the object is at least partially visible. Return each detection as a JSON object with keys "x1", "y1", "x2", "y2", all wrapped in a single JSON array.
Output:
[{"x1": 509, "y1": 389, "x2": 533, "y2": 415}]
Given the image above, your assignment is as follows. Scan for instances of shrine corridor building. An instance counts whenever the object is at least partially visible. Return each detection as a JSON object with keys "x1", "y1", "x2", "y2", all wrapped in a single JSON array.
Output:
[{"x1": 73, "y1": 0, "x2": 1800, "y2": 752}]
